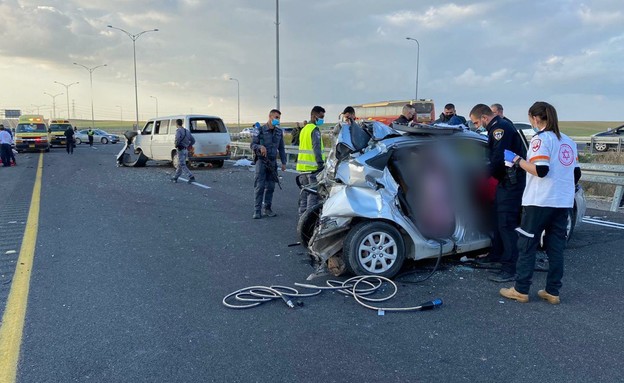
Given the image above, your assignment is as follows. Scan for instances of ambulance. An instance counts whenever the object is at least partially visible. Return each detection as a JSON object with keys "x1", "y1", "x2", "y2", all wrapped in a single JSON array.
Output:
[
  {"x1": 49, "y1": 119, "x2": 73, "y2": 147},
  {"x1": 15, "y1": 115, "x2": 50, "y2": 152}
]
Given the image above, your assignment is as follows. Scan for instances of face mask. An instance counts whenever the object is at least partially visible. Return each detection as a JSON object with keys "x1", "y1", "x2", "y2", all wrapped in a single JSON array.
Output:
[
  {"x1": 271, "y1": 119, "x2": 280, "y2": 126},
  {"x1": 316, "y1": 118, "x2": 324, "y2": 126}
]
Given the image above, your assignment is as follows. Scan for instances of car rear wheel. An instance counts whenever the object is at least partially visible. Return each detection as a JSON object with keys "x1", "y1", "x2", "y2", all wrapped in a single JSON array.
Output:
[
  {"x1": 75, "y1": 138, "x2": 82, "y2": 145},
  {"x1": 101, "y1": 137, "x2": 109, "y2": 144},
  {"x1": 343, "y1": 221, "x2": 405, "y2": 277},
  {"x1": 297, "y1": 202, "x2": 323, "y2": 248},
  {"x1": 594, "y1": 142, "x2": 607, "y2": 152}
]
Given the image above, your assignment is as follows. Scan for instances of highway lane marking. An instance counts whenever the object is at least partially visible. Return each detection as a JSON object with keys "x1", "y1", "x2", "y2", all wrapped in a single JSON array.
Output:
[
  {"x1": 0, "y1": 153, "x2": 43, "y2": 383},
  {"x1": 177, "y1": 177, "x2": 211, "y2": 189},
  {"x1": 582, "y1": 216, "x2": 624, "y2": 230}
]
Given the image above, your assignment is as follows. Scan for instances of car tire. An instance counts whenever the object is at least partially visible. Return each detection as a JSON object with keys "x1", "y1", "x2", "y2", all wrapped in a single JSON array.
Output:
[
  {"x1": 594, "y1": 142, "x2": 608, "y2": 152},
  {"x1": 343, "y1": 221, "x2": 405, "y2": 278},
  {"x1": 101, "y1": 137, "x2": 109, "y2": 144},
  {"x1": 75, "y1": 138, "x2": 82, "y2": 145},
  {"x1": 297, "y1": 202, "x2": 323, "y2": 248},
  {"x1": 212, "y1": 160, "x2": 224, "y2": 168},
  {"x1": 44, "y1": 147, "x2": 50, "y2": 153},
  {"x1": 123, "y1": 149, "x2": 148, "y2": 167},
  {"x1": 565, "y1": 207, "x2": 577, "y2": 242}
]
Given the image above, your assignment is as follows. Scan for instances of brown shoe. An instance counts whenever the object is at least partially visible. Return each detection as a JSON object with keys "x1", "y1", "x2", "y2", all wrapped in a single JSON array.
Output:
[
  {"x1": 538, "y1": 290, "x2": 560, "y2": 305},
  {"x1": 499, "y1": 287, "x2": 529, "y2": 303}
]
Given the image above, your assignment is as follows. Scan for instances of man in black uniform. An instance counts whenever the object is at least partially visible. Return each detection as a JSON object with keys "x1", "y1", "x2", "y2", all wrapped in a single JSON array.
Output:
[
  {"x1": 393, "y1": 104, "x2": 415, "y2": 125},
  {"x1": 64, "y1": 125, "x2": 75, "y2": 154},
  {"x1": 251, "y1": 109, "x2": 287, "y2": 219},
  {"x1": 470, "y1": 104, "x2": 526, "y2": 282}
]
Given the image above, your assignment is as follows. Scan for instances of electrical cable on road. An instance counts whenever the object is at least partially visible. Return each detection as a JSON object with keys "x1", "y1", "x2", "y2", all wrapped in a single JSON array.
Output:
[{"x1": 223, "y1": 276, "x2": 442, "y2": 313}]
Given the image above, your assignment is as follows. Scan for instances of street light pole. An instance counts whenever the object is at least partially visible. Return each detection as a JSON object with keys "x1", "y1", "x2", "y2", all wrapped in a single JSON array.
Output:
[
  {"x1": 54, "y1": 80, "x2": 79, "y2": 119},
  {"x1": 116, "y1": 105, "x2": 123, "y2": 123},
  {"x1": 43, "y1": 92, "x2": 63, "y2": 118},
  {"x1": 73, "y1": 63, "x2": 107, "y2": 129},
  {"x1": 229, "y1": 77, "x2": 240, "y2": 129},
  {"x1": 406, "y1": 37, "x2": 420, "y2": 101},
  {"x1": 150, "y1": 96, "x2": 158, "y2": 116},
  {"x1": 275, "y1": 0, "x2": 280, "y2": 110},
  {"x1": 31, "y1": 104, "x2": 45, "y2": 115},
  {"x1": 108, "y1": 25, "x2": 159, "y2": 130}
]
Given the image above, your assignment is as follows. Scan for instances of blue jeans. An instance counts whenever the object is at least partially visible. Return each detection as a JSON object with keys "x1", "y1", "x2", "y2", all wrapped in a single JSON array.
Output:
[{"x1": 515, "y1": 206, "x2": 569, "y2": 296}]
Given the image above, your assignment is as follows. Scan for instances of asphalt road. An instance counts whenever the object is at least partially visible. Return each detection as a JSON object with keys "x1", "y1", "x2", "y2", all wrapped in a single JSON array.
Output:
[{"x1": 1, "y1": 144, "x2": 623, "y2": 383}]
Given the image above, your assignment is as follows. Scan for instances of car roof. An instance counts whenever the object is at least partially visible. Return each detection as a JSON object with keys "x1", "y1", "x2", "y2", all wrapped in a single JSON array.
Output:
[{"x1": 148, "y1": 114, "x2": 222, "y2": 121}]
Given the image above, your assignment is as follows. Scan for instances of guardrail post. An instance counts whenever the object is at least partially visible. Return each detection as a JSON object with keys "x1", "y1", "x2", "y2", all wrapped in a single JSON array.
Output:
[
  {"x1": 589, "y1": 137, "x2": 594, "y2": 154},
  {"x1": 611, "y1": 185, "x2": 624, "y2": 212},
  {"x1": 619, "y1": 137, "x2": 622, "y2": 153}
]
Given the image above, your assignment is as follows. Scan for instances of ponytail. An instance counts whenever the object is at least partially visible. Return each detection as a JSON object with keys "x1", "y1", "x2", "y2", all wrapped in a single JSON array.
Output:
[{"x1": 528, "y1": 101, "x2": 560, "y2": 139}]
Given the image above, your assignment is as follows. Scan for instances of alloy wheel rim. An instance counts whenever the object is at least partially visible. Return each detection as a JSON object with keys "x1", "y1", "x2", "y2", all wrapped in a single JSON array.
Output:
[{"x1": 357, "y1": 231, "x2": 397, "y2": 273}]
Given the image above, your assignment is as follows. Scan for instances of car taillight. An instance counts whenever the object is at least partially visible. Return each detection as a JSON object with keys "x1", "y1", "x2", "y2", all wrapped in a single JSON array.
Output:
[{"x1": 226, "y1": 144, "x2": 231, "y2": 154}]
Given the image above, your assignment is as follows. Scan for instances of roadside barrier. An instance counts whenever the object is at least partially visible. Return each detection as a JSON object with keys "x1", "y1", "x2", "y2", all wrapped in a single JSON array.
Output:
[{"x1": 579, "y1": 163, "x2": 624, "y2": 212}]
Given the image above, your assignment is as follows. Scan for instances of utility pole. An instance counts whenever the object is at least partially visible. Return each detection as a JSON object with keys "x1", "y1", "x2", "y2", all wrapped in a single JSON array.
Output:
[{"x1": 275, "y1": 0, "x2": 280, "y2": 110}]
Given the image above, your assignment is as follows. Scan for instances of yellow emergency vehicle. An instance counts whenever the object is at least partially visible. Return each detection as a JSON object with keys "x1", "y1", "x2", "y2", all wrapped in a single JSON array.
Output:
[
  {"x1": 49, "y1": 119, "x2": 73, "y2": 147},
  {"x1": 15, "y1": 115, "x2": 50, "y2": 152}
]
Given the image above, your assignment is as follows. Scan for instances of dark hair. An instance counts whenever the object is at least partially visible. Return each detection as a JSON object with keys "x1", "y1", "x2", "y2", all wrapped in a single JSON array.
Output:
[
  {"x1": 491, "y1": 103, "x2": 503, "y2": 111},
  {"x1": 469, "y1": 104, "x2": 494, "y2": 119},
  {"x1": 269, "y1": 109, "x2": 281, "y2": 116},
  {"x1": 529, "y1": 101, "x2": 560, "y2": 139},
  {"x1": 311, "y1": 106, "x2": 325, "y2": 114},
  {"x1": 176, "y1": 119, "x2": 183, "y2": 126},
  {"x1": 444, "y1": 103, "x2": 455, "y2": 110},
  {"x1": 342, "y1": 106, "x2": 355, "y2": 114}
]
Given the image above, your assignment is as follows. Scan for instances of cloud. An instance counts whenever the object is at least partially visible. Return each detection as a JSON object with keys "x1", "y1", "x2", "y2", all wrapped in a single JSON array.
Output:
[
  {"x1": 384, "y1": 3, "x2": 489, "y2": 29},
  {"x1": 578, "y1": 3, "x2": 624, "y2": 26}
]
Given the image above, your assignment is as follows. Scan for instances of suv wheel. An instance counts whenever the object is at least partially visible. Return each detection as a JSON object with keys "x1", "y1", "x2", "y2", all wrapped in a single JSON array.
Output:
[
  {"x1": 343, "y1": 221, "x2": 405, "y2": 277},
  {"x1": 594, "y1": 142, "x2": 607, "y2": 152}
]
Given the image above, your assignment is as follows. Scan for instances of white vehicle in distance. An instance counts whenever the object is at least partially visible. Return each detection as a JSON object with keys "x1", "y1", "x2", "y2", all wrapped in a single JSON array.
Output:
[{"x1": 121, "y1": 114, "x2": 231, "y2": 168}]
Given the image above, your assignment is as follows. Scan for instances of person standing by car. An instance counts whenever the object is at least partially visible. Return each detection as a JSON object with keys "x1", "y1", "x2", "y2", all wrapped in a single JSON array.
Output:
[
  {"x1": 87, "y1": 128, "x2": 94, "y2": 147},
  {"x1": 470, "y1": 104, "x2": 526, "y2": 283},
  {"x1": 0, "y1": 125, "x2": 12, "y2": 167},
  {"x1": 499, "y1": 102, "x2": 580, "y2": 304},
  {"x1": 491, "y1": 103, "x2": 513, "y2": 124},
  {"x1": 291, "y1": 122, "x2": 301, "y2": 146},
  {"x1": 171, "y1": 119, "x2": 196, "y2": 184},
  {"x1": 64, "y1": 125, "x2": 75, "y2": 154},
  {"x1": 297, "y1": 106, "x2": 326, "y2": 216},
  {"x1": 393, "y1": 104, "x2": 415, "y2": 125},
  {"x1": 251, "y1": 109, "x2": 287, "y2": 219},
  {"x1": 435, "y1": 103, "x2": 467, "y2": 125}
]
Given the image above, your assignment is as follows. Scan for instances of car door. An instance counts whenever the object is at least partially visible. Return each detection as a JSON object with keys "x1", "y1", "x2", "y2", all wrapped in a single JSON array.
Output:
[
  {"x1": 150, "y1": 120, "x2": 171, "y2": 160},
  {"x1": 137, "y1": 122, "x2": 154, "y2": 158}
]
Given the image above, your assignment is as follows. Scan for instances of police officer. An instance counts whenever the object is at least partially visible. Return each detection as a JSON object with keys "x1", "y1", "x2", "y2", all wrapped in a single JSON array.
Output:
[
  {"x1": 251, "y1": 109, "x2": 287, "y2": 219},
  {"x1": 393, "y1": 104, "x2": 415, "y2": 125},
  {"x1": 500, "y1": 102, "x2": 581, "y2": 304},
  {"x1": 171, "y1": 119, "x2": 196, "y2": 184},
  {"x1": 470, "y1": 104, "x2": 526, "y2": 283},
  {"x1": 297, "y1": 106, "x2": 326, "y2": 216}
]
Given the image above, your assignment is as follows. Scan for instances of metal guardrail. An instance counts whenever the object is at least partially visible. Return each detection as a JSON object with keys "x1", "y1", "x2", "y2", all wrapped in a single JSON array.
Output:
[
  {"x1": 579, "y1": 163, "x2": 624, "y2": 212},
  {"x1": 229, "y1": 141, "x2": 330, "y2": 159},
  {"x1": 570, "y1": 136, "x2": 624, "y2": 153}
]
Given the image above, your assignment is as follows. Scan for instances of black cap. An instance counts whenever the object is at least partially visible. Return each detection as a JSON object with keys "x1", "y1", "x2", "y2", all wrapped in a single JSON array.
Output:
[{"x1": 342, "y1": 106, "x2": 355, "y2": 114}]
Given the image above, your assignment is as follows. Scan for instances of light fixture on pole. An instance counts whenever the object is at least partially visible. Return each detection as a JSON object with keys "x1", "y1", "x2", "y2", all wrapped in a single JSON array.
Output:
[
  {"x1": 116, "y1": 105, "x2": 123, "y2": 123},
  {"x1": 149, "y1": 96, "x2": 158, "y2": 117},
  {"x1": 43, "y1": 92, "x2": 63, "y2": 118},
  {"x1": 31, "y1": 104, "x2": 45, "y2": 115},
  {"x1": 275, "y1": 0, "x2": 280, "y2": 110},
  {"x1": 73, "y1": 63, "x2": 107, "y2": 130},
  {"x1": 107, "y1": 25, "x2": 159, "y2": 130},
  {"x1": 229, "y1": 77, "x2": 240, "y2": 129},
  {"x1": 54, "y1": 81, "x2": 79, "y2": 119},
  {"x1": 406, "y1": 37, "x2": 420, "y2": 101}
]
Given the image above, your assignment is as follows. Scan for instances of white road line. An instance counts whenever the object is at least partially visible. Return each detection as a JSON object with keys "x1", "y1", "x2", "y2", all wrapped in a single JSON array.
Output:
[
  {"x1": 178, "y1": 177, "x2": 211, "y2": 189},
  {"x1": 582, "y1": 216, "x2": 624, "y2": 230}
]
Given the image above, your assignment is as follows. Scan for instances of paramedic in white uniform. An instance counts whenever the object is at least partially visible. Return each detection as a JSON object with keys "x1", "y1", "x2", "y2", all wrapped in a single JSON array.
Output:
[{"x1": 499, "y1": 101, "x2": 581, "y2": 304}]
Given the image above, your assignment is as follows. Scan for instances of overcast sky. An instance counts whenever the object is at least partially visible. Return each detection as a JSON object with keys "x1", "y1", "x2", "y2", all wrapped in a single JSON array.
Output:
[{"x1": 1, "y1": 0, "x2": 623, "y2": 125}]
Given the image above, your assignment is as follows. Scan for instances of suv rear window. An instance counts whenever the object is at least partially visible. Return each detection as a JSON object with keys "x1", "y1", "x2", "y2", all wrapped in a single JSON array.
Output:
[
  {"x1": 17, "y1": 123, "x2": 47, "y2": 132},
  {"x1": 190, "y1": 118, "x2": 227, "y2": 133}
]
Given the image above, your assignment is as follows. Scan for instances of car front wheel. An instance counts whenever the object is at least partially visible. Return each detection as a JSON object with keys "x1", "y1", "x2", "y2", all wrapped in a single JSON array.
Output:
[
  {"x1": 101, "y1": 137, "x2": 109, "y2": 144},
  {"x1": 75, "y1": 138, "x2": 82, "y2": 145},
  {"x1": 594, "y1": 142, "x2": 607, "y2": 152},
  {"x1": 343, "y1": 221, "x2": 405, "y2": 278}
]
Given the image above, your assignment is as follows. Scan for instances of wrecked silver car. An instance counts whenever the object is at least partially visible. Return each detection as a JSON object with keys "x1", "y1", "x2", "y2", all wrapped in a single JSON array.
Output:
[{"x1": 298, "y1": 121, "x2": 586, "y2": 278}]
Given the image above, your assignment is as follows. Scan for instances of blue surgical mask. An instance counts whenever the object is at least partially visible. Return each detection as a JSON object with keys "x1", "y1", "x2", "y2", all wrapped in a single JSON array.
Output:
[
  {"x1": 271, "y1": 119, "x2": 280, "y2": 126},
  {"x1": 316, "y1": 118, "x2": 324, "y2": 126}
]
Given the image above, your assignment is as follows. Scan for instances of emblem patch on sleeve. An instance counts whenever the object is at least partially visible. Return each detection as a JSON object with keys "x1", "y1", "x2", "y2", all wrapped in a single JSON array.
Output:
[
  {"x1": 532, "y1": 138, "x2": 542, "y2": 152},
  {"x1": 493, "y1": 129, "x2": 504, "y2": 141}
]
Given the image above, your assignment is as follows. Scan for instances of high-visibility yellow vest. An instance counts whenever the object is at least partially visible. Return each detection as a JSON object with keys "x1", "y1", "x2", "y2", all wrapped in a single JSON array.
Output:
[{"x1": 296, "y1": 123, "x2": 325, "y2": 172}]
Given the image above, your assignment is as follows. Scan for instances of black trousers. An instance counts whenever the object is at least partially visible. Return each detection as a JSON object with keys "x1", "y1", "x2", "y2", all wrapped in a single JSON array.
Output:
[
  {"x1": 0, "y1": 143, "x2": 11, "y2": 166},
  {"x1": 492, "y1": 184, "x2": 523, "y2": 274},
  {"x1": 515, "y1": 206, "x2": 569, "y2": 296},
  {"x1": 88, "y1": 136, "x2": 93, "y2": 146},
  {"x1": 66, "y1": 139, "x2": 74, "y2": 154}
]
